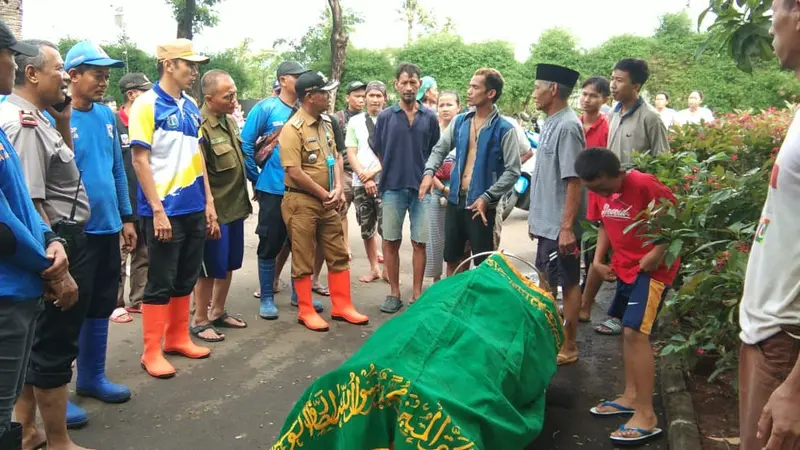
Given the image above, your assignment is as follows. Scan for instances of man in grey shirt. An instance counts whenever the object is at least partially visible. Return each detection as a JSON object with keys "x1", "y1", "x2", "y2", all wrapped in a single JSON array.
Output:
[
  {"x1": 528, "y1": 63, "x2": 585, "y2": 367},
  {"x1": 0, "y1": 40, "x2": 94, "y2": 448},
  {"x1": 608, "y1": 59, "x2": 669, "y2": 165}
]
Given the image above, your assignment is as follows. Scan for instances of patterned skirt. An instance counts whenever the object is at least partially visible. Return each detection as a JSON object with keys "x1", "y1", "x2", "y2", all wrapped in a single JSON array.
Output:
[{"x1": 425, "y1": 188, "x2": 446, "y2": 279}]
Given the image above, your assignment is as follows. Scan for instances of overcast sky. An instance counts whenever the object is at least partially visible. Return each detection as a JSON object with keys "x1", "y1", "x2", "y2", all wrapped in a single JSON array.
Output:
[{"x1": 22, "y1": 0, "x2": 710, "y2": 61}]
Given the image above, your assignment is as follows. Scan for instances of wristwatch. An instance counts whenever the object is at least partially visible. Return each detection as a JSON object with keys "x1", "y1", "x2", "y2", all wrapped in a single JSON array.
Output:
[{"x1": 44, "y1": 231, "x2": 67, "y2": 247}]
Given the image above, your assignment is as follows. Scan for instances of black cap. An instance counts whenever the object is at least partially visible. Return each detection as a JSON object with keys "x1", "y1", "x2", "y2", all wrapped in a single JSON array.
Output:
[
  {"x1": 119, "y1": 72, "x2": 153, "y2": 93},
  {"x1": 535, "y1": 63, "x2": 580, "y2": 88},
  {"x1": 276, "y1": 61, "x2": 309, "y2": 78},
  {"x1": 345, "y1": 80, "x2": 366, "y2": 94},
  {"x1": 0, "y1": 20, "x2": 38, "y2": 56},
  {"x1": 295, "y1": 71, "x2": 339, "y2": 99}
]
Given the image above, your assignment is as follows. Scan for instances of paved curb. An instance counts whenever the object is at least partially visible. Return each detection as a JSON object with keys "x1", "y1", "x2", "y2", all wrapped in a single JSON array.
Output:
[{"x1": 659, "y1": 353, "x2": 703, "y2": 450}]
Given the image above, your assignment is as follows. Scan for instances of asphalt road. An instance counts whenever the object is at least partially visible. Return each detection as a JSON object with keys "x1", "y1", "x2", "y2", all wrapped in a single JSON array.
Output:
[{"x1": 65, "y1": 208, "x2": 665, "y2": 450}]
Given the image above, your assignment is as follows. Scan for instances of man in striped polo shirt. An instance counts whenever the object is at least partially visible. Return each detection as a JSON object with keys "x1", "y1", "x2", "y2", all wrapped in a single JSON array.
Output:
[{"x1": 129, "y1": 39, "x2": 220, "y2": 379}]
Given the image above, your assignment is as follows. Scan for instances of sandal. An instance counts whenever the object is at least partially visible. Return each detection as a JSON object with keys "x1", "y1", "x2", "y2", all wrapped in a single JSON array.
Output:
[
  {"x1": 595, "y1": 318, "x2": 623, "y2": 335},
  {"x1": 590, "y1": 400, "x2": 635, "y2": 416},
  {"x1": 124, "y1": 304, "x2": 142, "y2": 314},
  {"x1": 110, "y1": 307, "x2": 133, "y2": 324},
  {"x1": 312, "y1": 284, "x2": 330, "y2": 296},
  {"x1": 190, "y1": 323, "x2": 225, "y2": 342},
  {"x1": 211, "y1": 311, "x2": 247, "y2": 329},
  {"x1": 609, "y1": 425, "x2": 663, "y2": 444},
  {"x1": 557, "y1": 353, "x2": 579, "y2": 366}
]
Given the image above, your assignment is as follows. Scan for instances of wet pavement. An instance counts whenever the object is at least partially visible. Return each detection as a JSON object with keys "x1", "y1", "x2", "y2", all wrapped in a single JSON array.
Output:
[{"x1": 62, "y1": 209, "x2": 665, "y2": 449}]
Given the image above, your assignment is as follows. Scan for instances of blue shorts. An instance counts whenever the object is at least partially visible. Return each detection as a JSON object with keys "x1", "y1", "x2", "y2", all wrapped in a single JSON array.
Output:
[
  {"x1": 201, "y1": 219, "x2": 245, "y2": 280},
  {"x1": 380, "y1": 189, "x2": 430, "y2": 243},
  {"x1": 607, "y1": 272, "x2": 669, "y2": 336}
]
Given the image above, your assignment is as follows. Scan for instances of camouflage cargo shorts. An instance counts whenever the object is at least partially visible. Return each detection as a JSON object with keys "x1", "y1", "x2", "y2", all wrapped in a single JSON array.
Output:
[{"x1": 353, "y1": 186, "x2": 382, "y2": 240}]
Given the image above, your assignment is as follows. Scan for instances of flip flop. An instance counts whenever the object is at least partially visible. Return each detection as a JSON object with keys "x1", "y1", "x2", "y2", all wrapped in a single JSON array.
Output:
[
  {"x1": 211, "y1": 311, "x2": 247, "y2": 329},
  {"x1": 312, "y1": 285, "x2": 330, "y2": 296},
  {"x1": 124, "y1": 305, "x2": 142, "y2": 314},
  {"x1": 557, "y1": 353, "x2": 578, "y2": 366},
  {"x1": 590, "y1": 401, "x2": 635, "y2": 416},
  {"x1": 190, "y1": 323, "x2": 225, "y2": 342},
  {"x1": 595, "y1": 318, "x2": 623, "y2": 335},
  {"x1": 253, "y1": 290, "x2": 260, "y2": 298},
  {"x1": 609, "y1": 425, "x2": 663, "y2": 444},
  {"x1": 110, "y1": 307, "x2": 133, "y2": 324}
]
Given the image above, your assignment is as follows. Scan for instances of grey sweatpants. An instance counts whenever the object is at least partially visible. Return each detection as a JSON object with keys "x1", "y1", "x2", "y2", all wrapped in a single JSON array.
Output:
[{"x1": 0, "y1": 298, "x2": 42, "y2": 436}]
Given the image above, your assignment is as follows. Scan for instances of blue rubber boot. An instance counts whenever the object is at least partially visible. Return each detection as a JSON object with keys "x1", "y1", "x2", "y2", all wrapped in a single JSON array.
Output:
[
  {"x1": 259, "y1": 258, "x2": 279, "y2": 319},
  {"x1": 291, "y1": 279, "x2": 324, "y2": 313},
  {"x1": 76, "y1": 318, "x2": 131, "y2": 403},
  {"x1": 66, "y1": 401, "x2": 88, "y2": 429}
]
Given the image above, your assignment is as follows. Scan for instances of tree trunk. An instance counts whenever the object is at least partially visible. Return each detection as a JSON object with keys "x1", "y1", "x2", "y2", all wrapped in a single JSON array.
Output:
[
  {"x1": 0, "y1": 0, "x2": 23, "y2": 37},
  {"x1": 176, "y1": 0, "x2": 196, "y2": 40},
  {"x1": 327, "y1": 0, "x2": 348, "y2": 111}
]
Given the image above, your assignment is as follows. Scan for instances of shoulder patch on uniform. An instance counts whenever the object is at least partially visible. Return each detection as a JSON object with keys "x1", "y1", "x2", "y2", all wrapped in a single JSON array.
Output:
[
  {"x1": 291, "y1": 116, "x2": 304, "y2": 129},
  {"x1": 19, "y1": 111, "x2": 37, "y2": 128}
]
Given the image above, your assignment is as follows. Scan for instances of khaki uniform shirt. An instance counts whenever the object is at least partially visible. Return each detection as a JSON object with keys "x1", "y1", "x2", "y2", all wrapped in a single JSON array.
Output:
[
  {"x1": 0, "y1": 94, "x2": 90, "y2": 224},
  {"x1": 199, "y1": 104, "x2": 252, "y2": 225},
  {"x1": 608, "y1": 98, "x2": 670, "y2": 165},
  {"x1": 279, "y1": 108, "x2": 338, "y2": 192}
]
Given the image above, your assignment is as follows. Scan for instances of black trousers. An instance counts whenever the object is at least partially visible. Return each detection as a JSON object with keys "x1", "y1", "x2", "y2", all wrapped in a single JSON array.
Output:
[
  {"x1": 256, "y1": 192, "x2": 288, "y2": 260},
  {"x1": 443, "y1": 196, "x2": 496, "y2": 266},
  {"x1": 26, "y1": 232, "x2": 120, "y2": 389},
  {"x1": 142, "y1": 212, "x2": 206, "y2": 305}
]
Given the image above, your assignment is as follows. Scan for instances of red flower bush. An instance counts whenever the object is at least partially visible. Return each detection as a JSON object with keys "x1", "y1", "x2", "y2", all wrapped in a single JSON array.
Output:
[{"x1": 630, "y1": 106, "x2": 795, "y2": 381}]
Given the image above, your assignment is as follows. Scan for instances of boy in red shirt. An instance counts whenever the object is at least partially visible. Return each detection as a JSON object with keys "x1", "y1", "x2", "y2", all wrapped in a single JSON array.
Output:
[{"x1": 576, "y1": 148, "x2": 679, "y2": 445}]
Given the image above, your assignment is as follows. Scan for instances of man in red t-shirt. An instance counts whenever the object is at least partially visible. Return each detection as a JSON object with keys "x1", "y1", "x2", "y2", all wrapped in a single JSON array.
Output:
[
  {"x1": 576, "y1": 148, "x2": 679, "y2": 444},
  {"x1": 577, "y1": 77, "x2": 611, "y2": 323}
]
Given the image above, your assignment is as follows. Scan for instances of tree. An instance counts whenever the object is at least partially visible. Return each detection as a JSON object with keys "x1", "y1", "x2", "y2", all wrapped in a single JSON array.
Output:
[
  {"x1": 168, "y1": 0, "x2": 223, "y2": 40},
  {"x1": 698, "y1": 0, "x2": 773, "y2": 73},
  {"x1": 397, "y1": 0, "x2": 436, "y2": 45},
  {"x1": 328, "y1": 0, "x2": 348, "y2": 109}
]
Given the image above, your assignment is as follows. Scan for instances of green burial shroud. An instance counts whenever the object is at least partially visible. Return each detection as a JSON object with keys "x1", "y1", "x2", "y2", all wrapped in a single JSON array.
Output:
[{"x1": 271, "y1": 253, "x2": 565, "y2": 450}]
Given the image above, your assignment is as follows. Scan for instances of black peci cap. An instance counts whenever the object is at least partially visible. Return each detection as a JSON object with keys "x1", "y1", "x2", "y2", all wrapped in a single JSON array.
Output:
[{"x1": 535, "y1": 63, "x2": 580, "y2": 88}]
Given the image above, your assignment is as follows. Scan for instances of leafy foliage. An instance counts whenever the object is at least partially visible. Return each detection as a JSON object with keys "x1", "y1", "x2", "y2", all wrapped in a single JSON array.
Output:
[
  {"x1": 632, "y1": 106, "x2": 794, "y2": 381},
  {"x1": 698, "y1": 0, "x2": 774, "y2": 73}
]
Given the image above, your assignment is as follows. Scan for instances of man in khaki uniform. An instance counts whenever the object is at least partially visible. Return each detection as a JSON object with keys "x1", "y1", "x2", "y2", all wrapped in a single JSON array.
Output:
[
  {"x1": 279, "y1": 71, "x2": 368, "y2": 332},
  {"x1": 191, "y1": 69, "x2": 251, "y2": 342}
]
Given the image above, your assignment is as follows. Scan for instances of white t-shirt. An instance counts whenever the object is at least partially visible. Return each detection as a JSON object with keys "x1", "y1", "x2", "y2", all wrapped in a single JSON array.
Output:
[
  {"x1": 345, "y1": 112, "x2": 381, "y2": 187},
  {"x1": 676, "y1": 107, "x2": 714, "y2": 126},
  {"x1": 740, "y1": 109, "x2": 800, "y2": 345},
  {"x1": 657, "y1": 108, "x2": 679, "y2": 129}
]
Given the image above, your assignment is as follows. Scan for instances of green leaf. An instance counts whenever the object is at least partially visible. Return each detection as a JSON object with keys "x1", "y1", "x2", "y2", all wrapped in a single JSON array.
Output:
[
  {"x1": 665, "y1": 239, "x2": 684, "y2": 267},
  {"x1": 692, "y1": 240, "x2": 732, "y2": 254}
]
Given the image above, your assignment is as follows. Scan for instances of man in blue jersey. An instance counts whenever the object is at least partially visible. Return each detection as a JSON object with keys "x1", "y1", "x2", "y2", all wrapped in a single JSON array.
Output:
[
  {"x1": 241, "y1": 60, "x2": 323, "y2": 320},
  {"x1": 0, "y1": 21, "x2": 76, "y2": 449},
  {"x1": 62, "y1": 39, "x2": 136, "y2": 411},
  {"x1": 130, "y1": 39, "x2": 218, "y2": 380}
]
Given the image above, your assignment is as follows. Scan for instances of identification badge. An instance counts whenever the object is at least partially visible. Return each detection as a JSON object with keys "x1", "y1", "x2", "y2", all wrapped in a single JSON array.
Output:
[{"x1": 210, "y1": 137, "x2": 227, "y2": 145}]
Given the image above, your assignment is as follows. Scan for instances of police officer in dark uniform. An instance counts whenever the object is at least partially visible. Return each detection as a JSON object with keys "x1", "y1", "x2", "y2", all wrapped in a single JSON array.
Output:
[{"x1": 278, "y1": 71, "x2": 369, "y2": 332}]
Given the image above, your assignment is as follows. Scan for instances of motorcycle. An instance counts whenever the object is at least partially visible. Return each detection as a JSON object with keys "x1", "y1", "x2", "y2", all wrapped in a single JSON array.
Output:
[{"x1": 500, "y1": 126, "x2": 538, "y2": 221}]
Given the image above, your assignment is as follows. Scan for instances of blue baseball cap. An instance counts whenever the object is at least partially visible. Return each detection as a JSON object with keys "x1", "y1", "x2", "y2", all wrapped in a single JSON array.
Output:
[{"x1": 65, "y1": 40, "x2": 125, "y2": 72}]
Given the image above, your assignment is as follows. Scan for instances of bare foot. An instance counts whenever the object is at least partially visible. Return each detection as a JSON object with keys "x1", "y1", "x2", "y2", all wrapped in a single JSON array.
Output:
[
  {"x1": 22, "y1": 427, "x2": 46, "y2": 450},
  {"x1": 359, "y1": 270, "x2": 382, "y2": 283},
  {"x1": 47, "y1": 441, "x2": 95, "y2": 450}
]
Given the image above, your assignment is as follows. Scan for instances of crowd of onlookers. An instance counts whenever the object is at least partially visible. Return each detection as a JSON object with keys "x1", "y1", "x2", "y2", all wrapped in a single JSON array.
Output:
[{"x1": 1, "y1": 3, "x2": 800, "y2": 448}]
